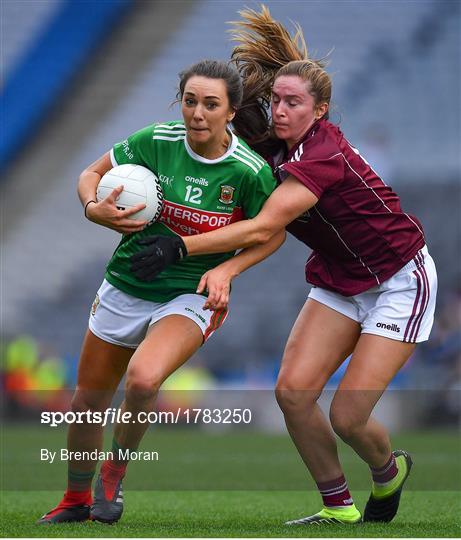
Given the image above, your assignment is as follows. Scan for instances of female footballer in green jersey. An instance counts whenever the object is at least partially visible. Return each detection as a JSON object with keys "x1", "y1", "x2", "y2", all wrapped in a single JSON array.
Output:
[{"x1": 38, "y1": 60, "x2": 284, "y2": 525}]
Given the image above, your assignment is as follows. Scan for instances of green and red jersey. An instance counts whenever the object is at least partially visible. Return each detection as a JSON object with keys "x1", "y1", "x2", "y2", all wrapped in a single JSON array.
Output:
[{"x1": 106, "y1": 121, "x2": 276, "y2": 302}]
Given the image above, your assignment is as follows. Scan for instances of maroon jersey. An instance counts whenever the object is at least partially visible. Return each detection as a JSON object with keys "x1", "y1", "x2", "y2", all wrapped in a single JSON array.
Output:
[{"x1": 272, "y1": 119, "x2": 425, "y2": 296}]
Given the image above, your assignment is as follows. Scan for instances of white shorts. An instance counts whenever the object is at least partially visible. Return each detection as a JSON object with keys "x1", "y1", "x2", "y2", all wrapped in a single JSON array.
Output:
[
  {"x1": 88, "y1": 280, "x2": 228, "y2": 348},
  {"x1": 308, "y1": 246, "x2": 437, "y2": 343}
]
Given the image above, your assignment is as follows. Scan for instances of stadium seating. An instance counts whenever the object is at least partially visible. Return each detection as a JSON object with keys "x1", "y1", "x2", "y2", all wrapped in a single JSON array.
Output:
[
  {"x1": 2, "y1": 0, "x2": 459, "y2": 388},
  {"x1": 2, "y1": 0, "x2": 131, "y2": 168}
]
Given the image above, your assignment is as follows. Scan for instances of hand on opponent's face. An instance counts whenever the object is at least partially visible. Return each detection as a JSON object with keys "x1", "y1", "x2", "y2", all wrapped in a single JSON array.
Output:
[{"x1": 130, "y1": 235, "x2": 187, "y2": 282}]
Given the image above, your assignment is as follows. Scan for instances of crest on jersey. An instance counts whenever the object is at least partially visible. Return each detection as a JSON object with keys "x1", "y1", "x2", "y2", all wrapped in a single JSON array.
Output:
[
  {"x1": 91, "y1": 294, "x2": 100, "y2": 316},
  {"x1": 219, "y1": 185, "x2": 235, "y2": 204}
]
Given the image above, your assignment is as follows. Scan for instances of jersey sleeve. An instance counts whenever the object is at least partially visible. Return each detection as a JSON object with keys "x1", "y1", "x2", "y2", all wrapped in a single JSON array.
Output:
[
  {"x1": 111, "y1": 124, "x2": 156, "y2": 169},
  {"x1": 240, "y1": 163, "x2": 277, "y2": 218},
  {"x1": 279, "y1": 152, "x2": 344, "y2": 199}
]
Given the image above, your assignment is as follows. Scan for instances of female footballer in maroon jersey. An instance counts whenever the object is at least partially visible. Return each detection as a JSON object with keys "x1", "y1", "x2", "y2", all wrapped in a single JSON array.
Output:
[{"x1": 134, "y1": 7, "x2": 438, "y2": 525}]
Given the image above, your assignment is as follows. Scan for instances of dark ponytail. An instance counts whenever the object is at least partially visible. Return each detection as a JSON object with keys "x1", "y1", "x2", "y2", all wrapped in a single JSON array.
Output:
[{"x1": 176, "y1": 58, "x2": 279, "y2": 155}]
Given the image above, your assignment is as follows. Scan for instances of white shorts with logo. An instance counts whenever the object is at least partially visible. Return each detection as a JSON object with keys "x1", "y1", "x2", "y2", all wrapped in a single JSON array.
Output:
[
  {"x1": 89, "y1": 280, "x2": 228, "y2": 348},
  {"x1": 308, "y1": 246, "x2": 437, "y2": 343}
]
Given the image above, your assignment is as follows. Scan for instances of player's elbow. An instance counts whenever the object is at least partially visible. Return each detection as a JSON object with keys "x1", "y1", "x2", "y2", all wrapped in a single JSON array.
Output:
[
  {"x1": 252, "y1": 225, "x2": 279, "y2": 245},
  {"x1": 77, "y1": 167, "x2": 92, "y2": 188},
  {"x1": 258, "y1": 230, "x2": 274, "y2": 244},
  {"x1": 237, "y1": 217, "x2": 279, "y2": 247}
]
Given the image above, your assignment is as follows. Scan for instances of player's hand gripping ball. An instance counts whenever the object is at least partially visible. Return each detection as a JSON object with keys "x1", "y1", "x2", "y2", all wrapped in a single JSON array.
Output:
[{"x1": 97, "y1": 164, "x2": 164, "y2": 224}]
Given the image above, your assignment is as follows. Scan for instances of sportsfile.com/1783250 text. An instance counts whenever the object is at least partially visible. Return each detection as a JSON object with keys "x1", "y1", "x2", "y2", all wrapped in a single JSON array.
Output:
[{"x1": 40, "y1": 408, "x2": 253, "y2": 427}]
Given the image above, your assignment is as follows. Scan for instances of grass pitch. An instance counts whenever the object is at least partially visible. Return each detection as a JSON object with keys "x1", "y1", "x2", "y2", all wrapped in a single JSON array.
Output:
[
  {"x1": 1, "y1": 427, "x2": 460, "y2": 537},
  {"x1": 2, "y1": 490, "x2": 460, "y2": 537}
]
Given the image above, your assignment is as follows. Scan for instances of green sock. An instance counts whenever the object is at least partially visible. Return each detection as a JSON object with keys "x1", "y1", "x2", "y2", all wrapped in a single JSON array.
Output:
[
  {"x1": 67, "y1": 469, "x2": 96, "y2": 492},
  {"x1": 111, "y1": 437, "x2": 136, "y2": 465}
]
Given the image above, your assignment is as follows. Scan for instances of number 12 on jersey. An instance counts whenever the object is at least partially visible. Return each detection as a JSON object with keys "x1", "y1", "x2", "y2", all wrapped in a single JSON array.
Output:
[{"x1": 184, "y1": 185, "x2": 202, "y2": 204}]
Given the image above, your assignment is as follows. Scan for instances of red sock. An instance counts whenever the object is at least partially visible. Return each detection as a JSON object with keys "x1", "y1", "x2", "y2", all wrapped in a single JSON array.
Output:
[
  {"x1": 316, "y1": 474, "x2": 354, "y2": 507},
  {"x1": 61, "y1": 488, "x2": 92, "y2": 507},
  {"x1": 100, "y1": 460, "x2": 127, "y2": 500}
]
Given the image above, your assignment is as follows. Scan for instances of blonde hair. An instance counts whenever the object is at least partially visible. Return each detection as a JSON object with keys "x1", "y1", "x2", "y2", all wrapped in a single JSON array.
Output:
[{"x1": 229, "y1": 5, "x2": 332, "y2": 155}]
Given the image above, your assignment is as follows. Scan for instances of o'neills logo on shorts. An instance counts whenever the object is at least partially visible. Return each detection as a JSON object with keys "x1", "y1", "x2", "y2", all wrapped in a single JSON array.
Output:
[
  {"x1": 185, "y1": 307, "x2": 206, "y2": 324},
  {"x1": 376, "y1": 322, "x2": 400, "y2": 333}
]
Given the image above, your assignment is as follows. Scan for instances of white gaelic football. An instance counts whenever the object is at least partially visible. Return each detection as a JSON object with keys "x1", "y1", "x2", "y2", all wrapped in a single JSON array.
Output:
[{"x1": 97, "y1": 164, "x2": 163, "y2": 224}]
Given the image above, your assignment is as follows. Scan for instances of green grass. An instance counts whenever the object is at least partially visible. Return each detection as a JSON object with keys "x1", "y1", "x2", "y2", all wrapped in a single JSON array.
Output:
[
  {"x1": 1, "y1": 426, "x2": 460, "y2": 537},
  {"x1": 1, "y1": 490, "x2": 460, "y2": 537},
  {"x1": 2, "y1": 426, "x2": 460, "y2": 491}
]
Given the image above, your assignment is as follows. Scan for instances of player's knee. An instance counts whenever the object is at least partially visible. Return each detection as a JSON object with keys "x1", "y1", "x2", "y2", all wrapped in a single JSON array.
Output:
[
  {"x1": 125, "y1": 372, "x2": 161, "y2": 404},
  {"x1": 329, "y1": 406, "x2": 363, "y2": 441},
  {"x1": 71, "y1": 390, "x2": 108, "y2": 414},
  {"x1": 275, "y1": 375, "x2": 320, "y2": 414}
]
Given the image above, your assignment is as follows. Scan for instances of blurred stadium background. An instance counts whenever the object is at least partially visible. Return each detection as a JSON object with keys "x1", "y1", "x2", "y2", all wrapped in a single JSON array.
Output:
[{"x1": 1, "y1": 0, "x2": 460, "y2": 432}]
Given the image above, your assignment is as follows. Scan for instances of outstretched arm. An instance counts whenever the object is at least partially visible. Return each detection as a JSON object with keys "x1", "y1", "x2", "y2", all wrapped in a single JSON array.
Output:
[
  {"x1": 130, "y1": 175, "x2": 317, "y2": 281},
  {"x1": 184, "y1": 176, "x2": 317, "y2": 255},
  {"x1": 197, "y1": 229, "x2": 286, "y2": 311}
]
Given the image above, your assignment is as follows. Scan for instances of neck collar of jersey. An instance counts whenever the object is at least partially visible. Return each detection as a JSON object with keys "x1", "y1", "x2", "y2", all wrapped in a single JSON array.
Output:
[
  {"x1": 285, "y1": 118, "x2": 325, "y2": 161},
  {"x1": 184, "y1": 127, "x2": 238, "y2": 164}
]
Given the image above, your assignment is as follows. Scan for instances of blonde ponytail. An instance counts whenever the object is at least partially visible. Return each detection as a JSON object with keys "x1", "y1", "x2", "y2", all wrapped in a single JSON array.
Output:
[{"x1": 230, "y1": 5, "x2": 331, "y2": 156}]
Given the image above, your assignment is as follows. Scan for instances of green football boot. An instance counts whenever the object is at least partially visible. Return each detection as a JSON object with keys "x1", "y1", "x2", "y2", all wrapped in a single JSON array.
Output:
[
  {"x1": 363, "y1": 449, "x2": 413, "y2": 522},
  {"x1": 286, "y1": 504, "x2": 362, "y2": 525}
]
